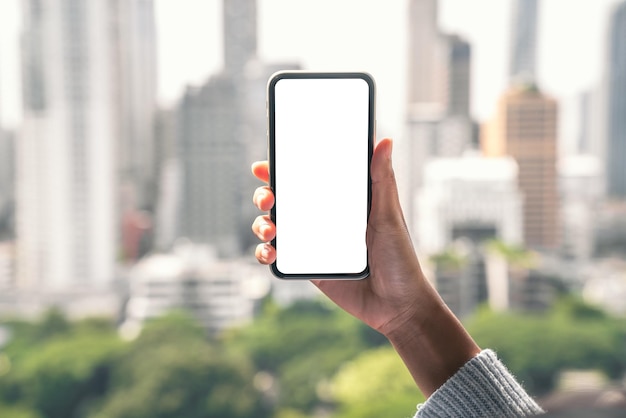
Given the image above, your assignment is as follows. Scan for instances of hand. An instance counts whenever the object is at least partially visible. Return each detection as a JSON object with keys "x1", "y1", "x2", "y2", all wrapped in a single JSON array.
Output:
[
  {"x1": 252, "y1": 138, "x2": 426, "y2": 335},
  {"x1": 252, "y1": 137, "x2": 480, "y2": 396}
]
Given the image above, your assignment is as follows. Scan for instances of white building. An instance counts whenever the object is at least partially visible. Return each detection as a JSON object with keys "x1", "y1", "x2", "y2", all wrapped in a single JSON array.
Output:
[
  {"x1": 559, "y1": 154, "x2": 603, "y2": 260},
  {"x1": 416, "y1": 153, "x2": 523, "y2": 254},
  {"x1": 124, "y1": 243, "x2": 271, "y2": 334},
  {"x1": 17, "y1": 0, "x2": 156, "y2": 291}
]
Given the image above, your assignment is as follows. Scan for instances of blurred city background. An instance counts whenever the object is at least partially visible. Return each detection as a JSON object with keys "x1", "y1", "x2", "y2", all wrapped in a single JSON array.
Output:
[{"x1": 0, "y1": 0, "x2": 625, "y2": 416}]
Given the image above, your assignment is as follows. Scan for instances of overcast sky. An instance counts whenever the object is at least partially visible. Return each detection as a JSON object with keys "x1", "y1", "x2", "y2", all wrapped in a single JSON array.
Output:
[{"x1": 0, "y1": 0, "x2": 622, "y2": 134}]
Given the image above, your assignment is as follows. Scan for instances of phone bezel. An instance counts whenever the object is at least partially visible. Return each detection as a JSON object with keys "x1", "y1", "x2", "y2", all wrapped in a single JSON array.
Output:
[{"x1": 266, "y1": 71, "x2": 375, "y2": 280}]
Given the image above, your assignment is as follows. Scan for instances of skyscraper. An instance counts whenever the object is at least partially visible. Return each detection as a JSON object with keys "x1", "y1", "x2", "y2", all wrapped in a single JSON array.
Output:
[
  {"x1": 606, "y1": 0, "x2": 626, "y2": 199},
  {"x1": 407, "y1": 0, "x2": 444, "y2": 108},
  {"x1": 482, "y1": 85, "x2": 559, "y2": 250},
  {"x1": 404, "y1": 0, "x2": 474, "y2": 241},
  {"x1": 445, "y1": 34, "x2": 472, "y2": 117},
  {"x1": 113, "y1": 0, "x2": 158, "y2": 211},
  {"x1": 509, "y1": 0, "x2": 539, "y2": 83},
  {"x1": 18, "y1": 0, "x2": 116, "y2": 289},
  {"x1": 174, "y1": 0, "x2": 258, "y2": 257},
  {"x1": 223, "y1": 0, "x2": 257, "y2": 79},
  {"x1": 177, "y1": 75, "x2": 245, "y2": 257},
  {"x1": 17, "y1": 0, "x2": 157, "y2": 290}
]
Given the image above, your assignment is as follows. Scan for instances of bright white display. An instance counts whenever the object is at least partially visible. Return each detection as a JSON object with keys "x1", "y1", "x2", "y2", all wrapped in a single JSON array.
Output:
[{"x1": 273, "y1": 77, "x2": 370, "y2": 276}]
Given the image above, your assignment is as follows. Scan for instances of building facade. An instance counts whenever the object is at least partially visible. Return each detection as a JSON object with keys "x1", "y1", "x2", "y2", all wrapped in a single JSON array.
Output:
[
  {"x1": 416, "y1": 154, "x2": 523, "y2": 254},
  {"x1": 17, "y1": 0, "x2": 156, "y2": 290},
  {"x1": 482, "y1": 86, "x2": 559, "y2": 250},
  {"x1": 509, "y1": 0, "x2": 539, "y2": 83},
  {"x1": 606, "y1": 0, "x2": 626, "y2": 199}
]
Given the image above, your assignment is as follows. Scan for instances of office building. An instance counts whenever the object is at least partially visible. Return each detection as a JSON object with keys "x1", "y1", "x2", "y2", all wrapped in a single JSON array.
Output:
[
  {"x1": 177, "y1": 75, "x2": 245, "y2": 257},
  {"x1": 558, "y1": 155, "x2": 602, "y2": 261},
  {"x1": 172, "y1": 0, "x2": 302, "y2": 256},
  {"x1": 404, "y1": 1, "x2": 475, "y2": 230},
  {"x1": 432, "y1": 241, "x2": 488, "y2": 319},
  {"x1": 509, "y1": 0, "x2": 539, "y2": 83},
  {"x1": 482, "y1": 85, "x2": 559, "y2": 250},
  {"x1": 485, "y1": 249, "x2": 555, "y2": 312},
  {"x1": 124, "y1": 243, "x2": 270, "y2": 334},
  {"x1": 0, "y1": 129, "x2": 15, "y2": 239},
  {"x1": 606, "y1": 0, "x2": 626, "y2": 199},
  {"x1": 113, "y1": 0, "x2": 158, "y2": 212},
  {"x1": 17, "y1": 0, "x2": 156, "y2": 290},
  {"x1": 18, "y1": 0, "x2": 116, "y2": 289},
  {"x1": 407, "y1": 0, "x2": 445, "y2": 108},
  {"x1": 416, "y1": 153, "x2": 523, "y2": 254},
  {"x1": 446, "y1": 34, "x2": 472, "y2": 117}
]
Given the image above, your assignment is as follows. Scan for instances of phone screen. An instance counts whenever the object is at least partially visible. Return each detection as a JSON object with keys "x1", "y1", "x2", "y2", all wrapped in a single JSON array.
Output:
[{"x1": 268, "y1": 72, "x2": 374, "y2": 279}]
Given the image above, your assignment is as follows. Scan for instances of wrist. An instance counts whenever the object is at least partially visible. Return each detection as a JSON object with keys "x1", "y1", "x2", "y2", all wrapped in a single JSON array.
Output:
[{"x1": 381, "y1": 279, "x2": 481, "y2": 396}]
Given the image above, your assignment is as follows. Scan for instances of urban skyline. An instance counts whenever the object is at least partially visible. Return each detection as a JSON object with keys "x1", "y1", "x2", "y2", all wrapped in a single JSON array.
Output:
[
  {"x1": 0, "y1": 0, "x2": 622, "y2": 131},
  {"x1": 0, "y1": 0, "x2": 624, "y2": 317}
]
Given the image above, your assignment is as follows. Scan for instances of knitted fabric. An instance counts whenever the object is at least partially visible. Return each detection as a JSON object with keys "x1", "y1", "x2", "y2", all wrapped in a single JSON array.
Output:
[{"x1": 414, "y1": 349, "x2": 544, "y2": 417}]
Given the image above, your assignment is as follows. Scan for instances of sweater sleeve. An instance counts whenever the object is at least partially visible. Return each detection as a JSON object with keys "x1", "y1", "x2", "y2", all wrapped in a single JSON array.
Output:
[{"x1": 413, "y1": 349, "x2": 544, "y2": 418}]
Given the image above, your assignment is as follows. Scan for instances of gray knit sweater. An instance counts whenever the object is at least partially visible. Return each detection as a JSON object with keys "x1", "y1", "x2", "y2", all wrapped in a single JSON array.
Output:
[{"x1": 413, "y1": 350, "x2": 544, "y2": 417}]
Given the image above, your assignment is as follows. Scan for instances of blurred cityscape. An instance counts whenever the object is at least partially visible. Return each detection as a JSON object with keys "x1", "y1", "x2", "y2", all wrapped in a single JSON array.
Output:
[{"x1": 0, "y1": 0, "x2": 626, "y2": 416}]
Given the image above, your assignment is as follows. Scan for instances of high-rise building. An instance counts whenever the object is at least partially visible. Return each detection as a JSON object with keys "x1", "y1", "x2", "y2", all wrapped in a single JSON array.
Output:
[
  {"x1": 606, "y1": 0, "x2": 626, "y2": 199},
  {"x1": 0, "y1": 129, "x2": 15, "y2": 239},
  {"x1": 509, "y1": 0, "x2": 539, "y2": 83},
  {"x1": 174, "y1": 0, "x2": 261, "y2": 257},
  {"x1": 407, "y1": 0, "x2": 444, "y2": 108},
  {"x1": 445, "y1": 34, "x2": 472, "y2": 117},
  {"x1": 17, "y1": 0, "x2": 156, "y2": 290},
  {"x1": 404, "y1": 5, "x2": 474, "y2": 236},
  {"x1": 223, "y1": 0, "x2": 257, "y2": 79},
  {"x1": 177, "y1": 75, "x2": 245, "y2": 257},
  {"x1": 482, "y1": 85, "x2": 559, "y2": 250},
  {"x1": 113, "y1": 0, "x2": 158, "y2": 212}
]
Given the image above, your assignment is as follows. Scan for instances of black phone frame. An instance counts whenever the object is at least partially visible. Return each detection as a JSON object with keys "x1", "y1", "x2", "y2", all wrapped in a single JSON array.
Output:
[{"x1": 266, "y1": 71, "x2": 375, "y2": 280}]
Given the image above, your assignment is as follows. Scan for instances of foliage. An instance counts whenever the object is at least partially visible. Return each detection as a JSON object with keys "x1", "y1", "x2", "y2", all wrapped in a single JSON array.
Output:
[
  {"x1": 485, "y1": 239, "x2": 536, "y2": 269},
  {"x1": 0, "y1": 295, "x2": 623, "y2": 418},
  {"x1": 225, "y1": 298, "x2": 387, "y2": 413},
  {"x1": 330, "y1": 346, "x2": 425, "y2": 418},
  {"x1": 0, "y1": 309, "x2": 122, "y2": 418},
  {"x1": 465, "y1": 297, "x2": 626, "y2": 395},
  {"x1": 95, "y1": 312, "x2": 269, "y2": 418}
]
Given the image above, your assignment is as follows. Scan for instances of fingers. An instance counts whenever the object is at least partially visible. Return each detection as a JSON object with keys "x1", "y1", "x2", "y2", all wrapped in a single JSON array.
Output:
[
  {"x1": 252, "y1": 214, "x2": 275, "y2": 242},
  {"x1": 252, "y1": 161, "x2": 276, "y2": 265},
  {"x1": 255, "y1": 243, "x2": 276, "y2": 264},
  {"x1": 253, "y1": 186, "x2": 275, "y2": 211},
  {"x1": 251, "y1": 161, "x2": 269, "y2": 183}
]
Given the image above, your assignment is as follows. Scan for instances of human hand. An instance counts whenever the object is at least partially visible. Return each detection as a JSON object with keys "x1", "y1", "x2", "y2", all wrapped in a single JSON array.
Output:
[
  {"x1": 251, "y1": 137, "x2": 480, "y2": 396},
  {"x1": 251, "y1": 138, "x2": 429, "y2": 336}
]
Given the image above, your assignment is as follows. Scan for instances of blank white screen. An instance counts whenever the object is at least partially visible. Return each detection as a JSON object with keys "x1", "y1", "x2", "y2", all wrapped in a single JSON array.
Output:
[{"x1": 273, "y1": 77, "x2": 370, "y2": 276}]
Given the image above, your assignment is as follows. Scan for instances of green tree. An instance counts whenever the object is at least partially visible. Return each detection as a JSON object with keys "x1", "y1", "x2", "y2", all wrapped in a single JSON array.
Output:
[
  {"x1": 225, "y1": 299, "x2": 385, "y2": 413},
  {"x1": 0, "y1": 311, "x2": 122, "y2": 418},
  {"x1": 96, "y1": 312, "x2": 269, "y2": 418},
  {"x1": 330, "y1": 346, "x2": 424, "y2": 418},
  {"x1": 466, "y1": 298, "x2": 626, "y2": 394}
]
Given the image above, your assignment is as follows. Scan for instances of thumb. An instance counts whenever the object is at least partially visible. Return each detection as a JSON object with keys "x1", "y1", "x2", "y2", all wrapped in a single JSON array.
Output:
[{"x1": 370, "y1": 138, "x2": 405, "y2": 228}]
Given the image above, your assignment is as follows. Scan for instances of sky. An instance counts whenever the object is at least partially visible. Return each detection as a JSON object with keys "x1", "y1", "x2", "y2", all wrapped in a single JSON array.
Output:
[{"x1": 0, "y1": 0, "x2": 622, "y2": 136}]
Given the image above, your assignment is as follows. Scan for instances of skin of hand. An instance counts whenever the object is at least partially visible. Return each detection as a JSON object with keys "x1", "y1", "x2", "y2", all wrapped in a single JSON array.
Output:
[{"x1": 251, "y1": 138, "x2": 481, "y2": 396}]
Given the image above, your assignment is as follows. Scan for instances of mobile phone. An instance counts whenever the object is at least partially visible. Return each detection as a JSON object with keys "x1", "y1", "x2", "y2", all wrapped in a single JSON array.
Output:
[{"x1": 267, "y1": 71, "x2": 375, "y2": 279}]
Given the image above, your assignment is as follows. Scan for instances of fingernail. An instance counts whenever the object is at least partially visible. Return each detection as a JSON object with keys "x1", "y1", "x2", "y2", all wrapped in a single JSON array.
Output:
[
  {"x1": 260, "y1": 224, "x2": 270, "y2": 237},
  {"x1": 261, "y1": 245, "x2": 270, "y2": 259}
]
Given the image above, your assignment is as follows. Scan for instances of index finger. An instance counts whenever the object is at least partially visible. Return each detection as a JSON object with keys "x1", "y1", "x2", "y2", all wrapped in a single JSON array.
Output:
[{"x1": 251, "y1": 161, "x2": 269, "y2": 184}]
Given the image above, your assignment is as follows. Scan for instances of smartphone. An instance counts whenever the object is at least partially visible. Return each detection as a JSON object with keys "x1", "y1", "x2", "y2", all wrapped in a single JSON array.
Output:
[{"x1": 267, "y1": 71, "x2": 375, "y2": 279}]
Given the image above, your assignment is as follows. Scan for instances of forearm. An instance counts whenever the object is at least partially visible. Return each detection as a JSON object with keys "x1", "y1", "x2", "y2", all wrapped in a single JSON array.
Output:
[{"x1": 383, "y1": 280, "x2": 481, "y2": 397}]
